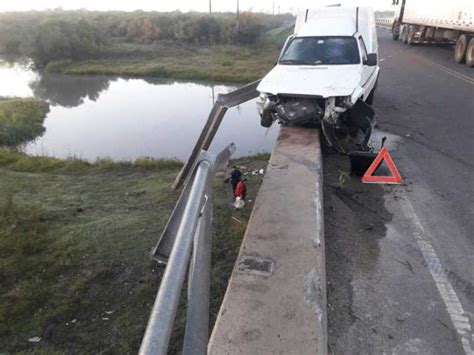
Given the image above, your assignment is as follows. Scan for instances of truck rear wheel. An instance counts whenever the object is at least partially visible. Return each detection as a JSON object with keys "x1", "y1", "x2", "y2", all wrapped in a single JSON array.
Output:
[
  {"x1": 407, "y1": 25, "x2": 416, "y2": 45},
  {"x1": 466, "y1": 38, "x2": 474, "y2": 67},
  {"x1": 455, "y1": 35, "x2": 468, "y2": 63},
  {"x1": 392, "y1": 22, "x2": 400, "y2": 41},
  {"x1": 400, "y1": 26, "x2": 408, "y2": 44}
]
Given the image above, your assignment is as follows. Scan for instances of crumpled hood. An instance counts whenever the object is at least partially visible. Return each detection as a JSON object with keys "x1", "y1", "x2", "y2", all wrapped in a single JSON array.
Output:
[{"x1": 257, "y1": 64, "x2": 362, "y2": 98}]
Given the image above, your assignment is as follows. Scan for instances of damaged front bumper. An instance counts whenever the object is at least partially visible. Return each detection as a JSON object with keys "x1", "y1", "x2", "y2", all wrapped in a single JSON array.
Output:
[{"x1": 257, "y1": 94, "x2": 376, "y2": 153}]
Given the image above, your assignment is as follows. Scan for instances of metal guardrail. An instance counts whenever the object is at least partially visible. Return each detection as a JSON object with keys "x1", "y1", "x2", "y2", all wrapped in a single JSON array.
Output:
[
  {"x1": 376, "y1": 17, "x2": 393, "y2": 28},
  {"x1": 140, "y1": 143, "x2": 236, "y2": 355},
  {"x1": 172, "y1": 80, "x2": 261, "y2": 190}
]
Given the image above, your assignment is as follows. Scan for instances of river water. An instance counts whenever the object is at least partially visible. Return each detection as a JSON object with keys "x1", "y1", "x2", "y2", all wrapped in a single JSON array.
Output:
[{"x1": 0, "y1": 59, "x2": 278, "y2": 161}]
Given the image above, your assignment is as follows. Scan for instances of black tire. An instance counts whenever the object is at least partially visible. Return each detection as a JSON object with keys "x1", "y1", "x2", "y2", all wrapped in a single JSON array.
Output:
[
  {"x1": 466, "y1": 38, "x2": 474, "y2": 67},
  {"x1": 366, "y1": 88, "x2": 375, "y2": 105},
  {"x1": 455, "y1": 34, "x2": 468, "y2": 64},
  {"x1": 400, "y1": 26, "x2": 408, "y2": 44},
  {"x1": 425, "y1": 27, "x2": 435, "y2": 41},
  {"x1": 407, "y1": 25, "x2": 416, "y2": 46},
  {"x1": 366, "y1": 75, "x2": 379, "y2": 106},
  {"x1": 392, "y1": 22, "x2": 400, "y2": 41},
  {"x1": 260, "y1": 111, "x2": 273, "y2": 128}
]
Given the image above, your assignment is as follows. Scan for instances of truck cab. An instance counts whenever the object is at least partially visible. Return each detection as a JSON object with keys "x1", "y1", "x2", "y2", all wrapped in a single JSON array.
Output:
[{"x1": 257, "y1": 6, "x2": 380, "y2": 152}]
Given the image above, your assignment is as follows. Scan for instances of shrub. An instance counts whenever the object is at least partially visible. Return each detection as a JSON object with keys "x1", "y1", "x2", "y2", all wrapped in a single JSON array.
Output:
[{"x1": 0, "y1": 98, "x2": 49, "y2": 147}]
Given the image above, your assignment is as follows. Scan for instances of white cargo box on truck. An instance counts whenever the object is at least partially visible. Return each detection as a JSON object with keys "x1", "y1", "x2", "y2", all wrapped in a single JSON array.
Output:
[
  {"x1": 402, "y1": 0, "x2": 473, "y2": 33},
  {"x1": 392, "y1": 0, "x2": 474, "y2": 66}
]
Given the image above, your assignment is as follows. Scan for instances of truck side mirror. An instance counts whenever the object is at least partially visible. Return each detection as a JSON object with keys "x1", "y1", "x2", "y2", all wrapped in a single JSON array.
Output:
[{"x1": 364, "y1": 53, "x2": 378, "y2": 66}]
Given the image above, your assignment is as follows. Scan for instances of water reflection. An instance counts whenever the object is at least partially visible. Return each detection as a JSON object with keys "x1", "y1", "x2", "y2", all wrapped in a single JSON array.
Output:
[
  {"x1": 0, "y1": 59, "x2": 38, "y2": 98},
  {"x1": 0, "y1": 60, "x2": 278, "y2": 161},
  {"x1": 30, "y1": 75, "x2": 115, "y2": 107}
]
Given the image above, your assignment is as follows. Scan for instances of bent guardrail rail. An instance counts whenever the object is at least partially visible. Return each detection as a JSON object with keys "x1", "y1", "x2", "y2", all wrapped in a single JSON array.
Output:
[
  {"x1": 172, "y1": 80, "x2": 261, "y2": 190},
  {"x1": 141, "y1": 144, "x2": 236, "y2": 355}
]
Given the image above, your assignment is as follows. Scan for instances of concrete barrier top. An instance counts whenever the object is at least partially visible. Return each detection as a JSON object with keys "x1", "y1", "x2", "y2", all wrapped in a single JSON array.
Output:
[{"x1": 208, "y1": 126, "x2": 327, "y2": 355}]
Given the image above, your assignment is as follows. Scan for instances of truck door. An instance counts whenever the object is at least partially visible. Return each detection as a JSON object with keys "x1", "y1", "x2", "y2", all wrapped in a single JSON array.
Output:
[{"x1": 358, "y1": 35, "x2": 376, "y2": 99}]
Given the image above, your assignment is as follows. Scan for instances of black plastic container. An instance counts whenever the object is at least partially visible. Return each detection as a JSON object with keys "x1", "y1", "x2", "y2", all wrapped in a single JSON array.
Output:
[{"x1": 348, "y1": 151, "x2": 379, "y2": 176}]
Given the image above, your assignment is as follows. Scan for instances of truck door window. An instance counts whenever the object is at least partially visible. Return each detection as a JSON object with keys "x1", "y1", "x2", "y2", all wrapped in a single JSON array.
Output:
[
  {"x1": 279, "y1": 36, "x2": 361, "y2": 65},
  {"x1": 359, "y1": 36, "x2": 368, "y2": 62}
]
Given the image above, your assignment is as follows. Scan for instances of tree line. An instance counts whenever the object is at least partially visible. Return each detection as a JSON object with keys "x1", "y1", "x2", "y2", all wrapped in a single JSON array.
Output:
[{"x1": 0, "y1": 10, "x2": 293, "y2": 67}]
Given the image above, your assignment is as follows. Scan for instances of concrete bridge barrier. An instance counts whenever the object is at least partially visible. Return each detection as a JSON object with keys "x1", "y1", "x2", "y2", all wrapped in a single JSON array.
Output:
[{"x1": 209, "y1": 126, "x2": 327, "y2": 355}]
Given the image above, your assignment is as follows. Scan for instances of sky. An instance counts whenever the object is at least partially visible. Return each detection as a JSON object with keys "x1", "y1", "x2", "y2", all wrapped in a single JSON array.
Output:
[{"x1": 0, "y1": 0, "x2": 394, "y2": 13}]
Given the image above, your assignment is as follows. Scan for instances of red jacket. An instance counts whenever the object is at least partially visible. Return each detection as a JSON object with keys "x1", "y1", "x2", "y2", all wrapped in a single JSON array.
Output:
[{"x1": 234, "y1": 181, "x2": 246, "y2": 199}]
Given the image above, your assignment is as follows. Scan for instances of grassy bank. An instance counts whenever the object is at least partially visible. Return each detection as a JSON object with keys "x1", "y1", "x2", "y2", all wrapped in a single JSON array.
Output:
[
  {"x1": 1, "y1": 10, "x2": 294, "y2": 83},
  {"x1": 0, "y1": 98, "x2": 49, "y2": 146},
  {"x1": 45, "y1": 43, "x2": 281, "y2": 83},
  {"x1": 0, "y1": 150, "x2": 269, "y2": 353},
  {"x1": 0, "y1": 148, "x2": 183, "y2": 173}
]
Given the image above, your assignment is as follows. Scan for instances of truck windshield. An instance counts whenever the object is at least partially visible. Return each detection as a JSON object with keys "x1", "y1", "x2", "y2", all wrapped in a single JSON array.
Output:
[{"x1": 280, "y1": 37, "x2": 360, "y2": 65}]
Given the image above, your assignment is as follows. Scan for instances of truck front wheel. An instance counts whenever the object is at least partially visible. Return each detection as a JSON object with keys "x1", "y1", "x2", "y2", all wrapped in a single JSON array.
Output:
[
  {"x1": 366, "y1": 77, "x2": 378, "y2": 105},
  {"x1": 260, "y1": 111, "x2": 274, "y2": 128},
  {"x1": 455, "y1": 35, "x2": 468, "y2": 63},
  {"x1": 466, "y1": 38, "x2": 474, "y2": 67},
  {"x1": 366, "y1": 88, "x2": 375, "y2": 105}
]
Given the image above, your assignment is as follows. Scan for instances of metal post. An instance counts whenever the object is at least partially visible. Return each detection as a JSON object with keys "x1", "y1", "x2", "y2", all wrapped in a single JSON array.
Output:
[
  {"x1": 183, "y1": 193, "x2": 213, "y2": 355},
  {"x1": 139, "y1": 159, "x2": 212, "y2": 355}
]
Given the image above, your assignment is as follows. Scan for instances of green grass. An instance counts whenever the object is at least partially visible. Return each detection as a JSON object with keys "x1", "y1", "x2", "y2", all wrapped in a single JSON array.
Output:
[
  {"x1": 0, "y1": 148, "x2": 183, "y2": 173},
  {"x1": 0, "y1": 29, "x2": 276, "y2": 352},
  {"x1": 0, "y1": 154, "x2": 269, "y2": 353},
  {"x1": 44, "y1": 42, "x2": 281, "y2": 83},
  {"x1": 0, "y1": 98, "x2": 49, "y2": 146}
]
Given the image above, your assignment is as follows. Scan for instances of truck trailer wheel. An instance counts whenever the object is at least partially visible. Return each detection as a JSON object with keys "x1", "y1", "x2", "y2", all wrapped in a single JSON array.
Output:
[
  {"x1": 455, "y1": 35, "x2": 468, "y2": 63},
  {"x1": 392, "y1": 22, "x2": 400, "y2": 41},
  {"x1": 407, "y1": 25, "x2": 416, "y2": 45},
  {"x1": 400, "y1": 26, "x2": 408, "y2": 44},
  {"x1": 465, "y1": 38, "x2": 474, "y2": 67}
]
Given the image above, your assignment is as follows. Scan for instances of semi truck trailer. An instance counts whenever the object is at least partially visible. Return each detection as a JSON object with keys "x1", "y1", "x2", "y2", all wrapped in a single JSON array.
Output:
[{"x1": 391, "y1": 0, "x2": 474, "y2": 67}]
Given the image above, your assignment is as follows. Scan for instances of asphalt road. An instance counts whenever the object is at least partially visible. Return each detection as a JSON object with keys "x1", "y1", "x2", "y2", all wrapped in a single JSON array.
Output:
[{"x1": 325, "y1": 28, "x2": 473, "y2": 354}]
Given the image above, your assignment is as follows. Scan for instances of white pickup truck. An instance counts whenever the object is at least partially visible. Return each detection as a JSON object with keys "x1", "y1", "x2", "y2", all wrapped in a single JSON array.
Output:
[{"x1": 257, "y1": 6, "x2": 380, "y2": 152}]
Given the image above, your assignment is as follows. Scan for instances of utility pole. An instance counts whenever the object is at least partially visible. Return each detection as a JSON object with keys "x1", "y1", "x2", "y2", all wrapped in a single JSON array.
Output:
[
  {"x1": 209, "y1": 0, "x2": 212, "y2": 14},
  {"x1": 272, "y1": 2, "x2": 275, "y2": 15},
  {"x1": 236, "y1": 0, "x2": 240, "y2": 31}
]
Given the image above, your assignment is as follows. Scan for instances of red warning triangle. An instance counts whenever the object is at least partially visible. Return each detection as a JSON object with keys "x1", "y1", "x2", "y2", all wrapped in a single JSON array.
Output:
[{"x1": 362, "y1": 147, "x2": 403, "y2": 185}]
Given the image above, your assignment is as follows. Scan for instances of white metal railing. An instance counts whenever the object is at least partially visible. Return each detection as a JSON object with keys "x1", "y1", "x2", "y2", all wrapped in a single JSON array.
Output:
[{"x1": 376, "y1": 17, "x2": 393, "y2": 28}]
